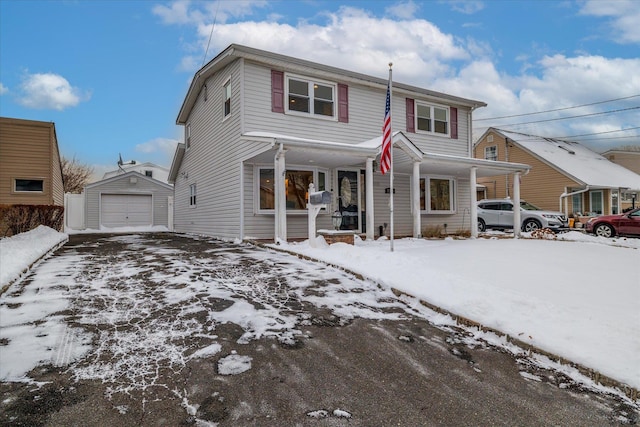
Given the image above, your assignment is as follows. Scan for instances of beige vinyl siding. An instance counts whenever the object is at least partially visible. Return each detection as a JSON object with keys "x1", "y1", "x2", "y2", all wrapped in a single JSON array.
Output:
[
  {"x1": 0, "y1": 118, "x2": 63, "y2": 206},
  {"x1": 475, "y1": 130, "x2": 577, "y2": 212},
  {"x1": 84, "y1": 174, "x2": 173, "y2": 229},
  {"x1": 605, "y1": 152, "x2": 640, "y2": 175}
]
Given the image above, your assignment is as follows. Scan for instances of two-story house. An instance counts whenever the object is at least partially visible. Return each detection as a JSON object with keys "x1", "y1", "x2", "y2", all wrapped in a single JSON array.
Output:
[
  {"x1": 474, "y1": 128, "x2": 640, "y2": 217},
  {"x1": 169, "y1": 45, "x2": 530, "y2": 242}
]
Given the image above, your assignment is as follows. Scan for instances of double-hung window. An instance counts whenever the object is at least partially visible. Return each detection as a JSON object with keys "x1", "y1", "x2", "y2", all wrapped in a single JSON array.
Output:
[
  {"x1": 223, "y1": 79, "x2": 231, "y2": 118},
  {"x1": 419, "y1": 176, "x2": 456, "y2": 213},
  {"x1": 485, "y1": 146, "x2": 497, "y2": 161},
  {"x1": 257, "y1": 167, "x2": 327, "y2": 213},
  {"x1": 286, "y1": 75, "x2": 336, "y2": 119},
  {"x1": 186, "y1": 123, "x2": 191, "y2": 149},
  {"x1": 416, "y1": 102, "x2": 449, "y2": 135}
]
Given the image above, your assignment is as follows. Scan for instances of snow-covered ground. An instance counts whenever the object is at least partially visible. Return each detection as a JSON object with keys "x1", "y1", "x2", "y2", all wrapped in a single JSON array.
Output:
[
  {"x1": 273, "y1": 230, "x2": 640, "y2": 391},
  {"x1": 1, "y1": 227, "x2": 639, "y2": 393}
]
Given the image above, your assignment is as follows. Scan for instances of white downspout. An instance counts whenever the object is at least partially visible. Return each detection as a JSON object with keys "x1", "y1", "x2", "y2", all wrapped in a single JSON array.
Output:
[{"x1": 365, "y1": 158, "x2": 375, "y2": 240}]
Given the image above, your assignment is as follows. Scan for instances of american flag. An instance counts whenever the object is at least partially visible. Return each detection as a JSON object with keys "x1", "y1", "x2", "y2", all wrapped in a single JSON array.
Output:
[{"x1": 381, "y1": 81, "x2": 392, "y2": 174}]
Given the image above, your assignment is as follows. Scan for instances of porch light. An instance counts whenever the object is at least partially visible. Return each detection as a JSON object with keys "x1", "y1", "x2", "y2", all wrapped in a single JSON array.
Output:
[{"x1": 332, "y1": 210, "x2": 342, "y2": 230}]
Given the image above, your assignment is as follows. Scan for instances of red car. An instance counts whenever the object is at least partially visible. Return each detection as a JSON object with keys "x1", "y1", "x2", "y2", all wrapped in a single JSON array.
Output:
[{"x1": 585, "y1": 208, "x2": 640, "y2": 238}]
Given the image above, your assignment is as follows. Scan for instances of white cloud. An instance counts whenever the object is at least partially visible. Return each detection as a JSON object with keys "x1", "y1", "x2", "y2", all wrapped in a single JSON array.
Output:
[
  {"x1": 18, "y1": 73, "x2": 89, "y2": 111},
  {"x1": 0, "y1": 83, "x2": 8, "y2": 95},
  {"x1": 385, "y1": 1, "x2": 420, "y2": 19},
  {"x1": 448, "y1": 0, "x2": 485, "y2": 15},
  {"x1": 135, "y1": 137, "x2": 180, "y2": 166},
  {"x1": 580, "y1": 0, "x2": 640, "y2": 43}
]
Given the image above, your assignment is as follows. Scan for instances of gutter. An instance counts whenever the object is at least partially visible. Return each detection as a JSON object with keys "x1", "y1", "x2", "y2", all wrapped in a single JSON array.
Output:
[{"x1": 559, "y1": 186, "x2": 589, "y2": 215}]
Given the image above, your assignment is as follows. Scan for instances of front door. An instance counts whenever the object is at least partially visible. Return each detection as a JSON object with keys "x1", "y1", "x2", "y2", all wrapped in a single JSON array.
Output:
[{"x1": 337, "y1": 170, "x2": 360, "y2": 232}]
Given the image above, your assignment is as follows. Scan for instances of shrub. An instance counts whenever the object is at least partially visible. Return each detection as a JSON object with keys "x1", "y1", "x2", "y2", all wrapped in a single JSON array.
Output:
[
  {"x1": 0, "y1": 204, "x2": 64, "y2": 237},
  {"x1": 422, "y1": 225, "x2": 443, "y2": 238}
]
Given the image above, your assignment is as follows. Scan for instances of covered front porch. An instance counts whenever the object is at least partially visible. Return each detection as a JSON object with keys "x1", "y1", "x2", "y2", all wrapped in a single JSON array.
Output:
[{"x1": 240, "y1": 131, "x2": 531, "y2": 243}]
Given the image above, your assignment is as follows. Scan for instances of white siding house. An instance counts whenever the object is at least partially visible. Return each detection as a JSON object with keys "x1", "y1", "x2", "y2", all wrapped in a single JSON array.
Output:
[{"x1": 169, "y1": 44, "x2": 530, "y2": 242}]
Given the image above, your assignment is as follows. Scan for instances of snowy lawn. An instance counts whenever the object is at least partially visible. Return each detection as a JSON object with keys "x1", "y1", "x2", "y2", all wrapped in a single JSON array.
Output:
[{"x1": 273, "y1": 231, "x2": 640, "y2": 391}]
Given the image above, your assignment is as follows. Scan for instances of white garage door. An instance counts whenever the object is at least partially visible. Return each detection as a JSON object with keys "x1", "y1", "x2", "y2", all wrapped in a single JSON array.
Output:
[{"x1": 101, "y1": 194, "x2": 152, "y2": 228}]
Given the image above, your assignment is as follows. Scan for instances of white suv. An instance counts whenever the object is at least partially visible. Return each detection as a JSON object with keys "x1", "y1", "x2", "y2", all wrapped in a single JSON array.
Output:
[{"x1": 477, "y1": 199, "x2": 568, "y2": 232}]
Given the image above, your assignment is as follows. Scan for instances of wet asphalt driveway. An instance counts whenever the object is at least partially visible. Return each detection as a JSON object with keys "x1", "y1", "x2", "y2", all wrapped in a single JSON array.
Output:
[{"x1": 0, "y1": 232, "x2": 637, "y2": 426}]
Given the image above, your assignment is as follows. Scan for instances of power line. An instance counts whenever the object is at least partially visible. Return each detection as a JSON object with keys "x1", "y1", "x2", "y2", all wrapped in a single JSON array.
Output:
[
  {"x1": 473, "y1": 94, "x2": 640, "y2": 122},
  {"x1": 491, "y1": 106, "x2": 640, "y2": 127},
  {"x1": 202, "y1": 1, "x2": 220, "y2": 67},
  {"x1": 553, "y1": 126, "x2": 640, "y2": 139}
]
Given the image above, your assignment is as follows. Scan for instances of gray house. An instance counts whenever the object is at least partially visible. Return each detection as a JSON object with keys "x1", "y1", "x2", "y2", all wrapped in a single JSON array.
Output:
[
  {"x1": 169, "y1": 44, "x2": 529, "y2": 242},
  {"x1": 84, "y1": 171, "x2": 173, "y2": 230}
]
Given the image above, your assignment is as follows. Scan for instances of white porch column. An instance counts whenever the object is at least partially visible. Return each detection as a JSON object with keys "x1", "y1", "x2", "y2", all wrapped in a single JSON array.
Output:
[
  {"x1": 274, "y1": 146, "x2": 287, "y2": 242},
  {"x1": 412, "y1": 161, "x2": 421, "y2": 238},
  {"x1": 513, "y1": 171, "x2": 521, "y2": 238},
  {"x1": 365, "y1": 158, "x2": 375, "y2": 240},
  {"x1": 470, "y1": 167, "x2": 478, "y2": 238}
]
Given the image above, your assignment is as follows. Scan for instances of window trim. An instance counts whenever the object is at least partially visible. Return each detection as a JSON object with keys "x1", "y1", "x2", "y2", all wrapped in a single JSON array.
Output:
[
  {"x1": 284, "y1": 73, "x2": 337, "y2": 121},
  {"x1": 419, "y1": 175, "x2": 456, "y2": 214},
  {"x1": 13, "y1": 178, "x2": 45, "y2": 194},
  {"x1": 254, "y1": 165, "x2": 329, "y2": 214},
  {"x1": 186, "y1": 123, "x2": 191, "y2": 150},
  {"x1": 222, "y1": 77, "x2": 231, "y2": 120},
  {"x1": 414, "y1": 101, "x2": 450, "y2": 136}
]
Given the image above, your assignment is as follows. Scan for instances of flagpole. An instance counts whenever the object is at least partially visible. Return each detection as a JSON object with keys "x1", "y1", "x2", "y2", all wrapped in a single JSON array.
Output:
[{"x1": 388, "y1": 63, "x2": 394, "y2": 252}]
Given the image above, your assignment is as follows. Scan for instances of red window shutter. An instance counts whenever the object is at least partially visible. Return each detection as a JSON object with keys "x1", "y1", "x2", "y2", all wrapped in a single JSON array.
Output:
[
  {"x1": 450, "y1": 107, "x2": 458, "y2": 139},
  {"x1": 406, "y1": 98, "x2": 415, "y2": 133},
  {"x1": 271, "y1": 70, "x2": 284, "y2": 113},
  {"x1": 338, "y1": 83, "x2": 349, "y2": 123}
]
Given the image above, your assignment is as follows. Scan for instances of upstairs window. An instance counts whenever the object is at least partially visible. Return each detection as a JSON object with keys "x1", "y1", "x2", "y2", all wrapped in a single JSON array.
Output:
[
  {"x1": 186, "y1": 123, "x2": 191, "y2": 149},
  {"x1": 286, "y1": 75, "x2": 336, "y2": 119},
  {"x1": 416, "y1": 102, "x2": 449, "y2": 135},
  {"x1": 485, "y1": 146, "x2": 497, "y2": 161},
  {"x1": 15, "y1": 178, "x2": 44, "y2": 192},
  {"x1": 223, "y1": 79, "x2": 231, "y2": 118}
]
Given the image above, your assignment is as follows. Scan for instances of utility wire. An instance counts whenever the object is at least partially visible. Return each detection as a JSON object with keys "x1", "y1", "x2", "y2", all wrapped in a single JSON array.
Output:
[
  {"x1": 553, "y1": 126, "x2": 640, "y2": 139},
  {"x1": 473, "y1": 94, "x2": 640, "y2": 122},
  {"x1": 490, "y1": 106, "x2": 640, "y2": 127},
  {"x1": 202, "y1": 0, "x2": 221, "y2": 67}
]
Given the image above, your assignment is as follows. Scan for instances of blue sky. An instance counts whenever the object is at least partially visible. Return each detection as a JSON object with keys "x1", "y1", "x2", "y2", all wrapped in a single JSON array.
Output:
[{"x1": 1, "y1": 0, "x2": 639, "y2": 179}]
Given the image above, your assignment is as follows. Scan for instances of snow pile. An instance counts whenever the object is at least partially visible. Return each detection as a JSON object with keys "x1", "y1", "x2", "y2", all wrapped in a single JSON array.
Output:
[
  {"x1": 0, "y1": 225, "x2": 68, "y2": 287},
  {"x1": 275, "y1": 233, "x2": 640, "y2": 390}
]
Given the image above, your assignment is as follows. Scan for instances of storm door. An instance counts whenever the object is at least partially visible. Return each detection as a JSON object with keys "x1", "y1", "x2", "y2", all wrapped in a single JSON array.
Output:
[{"x1": 337, "y1": 170, "x2": 361, "y2": 232}]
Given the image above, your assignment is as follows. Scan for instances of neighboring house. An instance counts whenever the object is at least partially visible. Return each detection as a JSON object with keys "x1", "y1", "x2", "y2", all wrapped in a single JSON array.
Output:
[
  {"x1": 102, "y1": 162, "x2": 171, "y2": 184},
  {"x1": 169, "y1": 44, "x2": 530, "y2": 242},
  {"x1": 474, "y1": 128, "x2": 640, "y2": 217},
  {"x1": 0, "y1": 117, "x2": 64, "y2": 207},
  {"x1": 82, "y1": 171, "x2": 173, "y2": 230}
]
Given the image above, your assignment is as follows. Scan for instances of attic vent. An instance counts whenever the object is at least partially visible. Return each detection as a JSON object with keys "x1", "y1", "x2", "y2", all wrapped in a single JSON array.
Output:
[{"x1": 558, "y1": 145, "x2": 575, "y2": 155}]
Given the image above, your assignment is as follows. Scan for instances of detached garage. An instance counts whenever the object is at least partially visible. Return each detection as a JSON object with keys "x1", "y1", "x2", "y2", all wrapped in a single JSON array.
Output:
[{"x1": 84, "y1": 171, "x2": 173, "y2": 230}]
